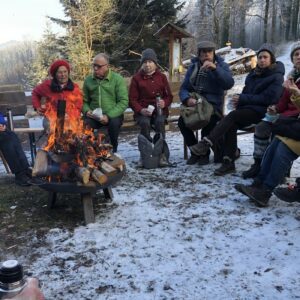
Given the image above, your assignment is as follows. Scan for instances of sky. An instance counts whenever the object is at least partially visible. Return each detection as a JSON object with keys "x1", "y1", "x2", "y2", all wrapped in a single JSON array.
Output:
[{"x1": 0, "y1": 0, "x2": 65, "y2": 44}]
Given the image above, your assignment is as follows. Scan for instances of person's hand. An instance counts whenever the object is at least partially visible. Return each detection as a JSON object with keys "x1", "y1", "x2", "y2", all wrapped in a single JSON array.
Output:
[
  {"x1": 157, "y1": 99, "x2": 165, "y2": 109},
  {"x1": 186, "y1": 98, "x2": 197, "y2": 107},
  {"x1": 267, "y1": 105, "x2": 277, "y2": 115},
  {"x1": 200, "y1": 60, "x2": 216, "y2": 71},
  {"x1": 283, "y1": 78, "x2": 300, "y2": 96},
  {"x1": 86, "y1": 110, "x2": 94, "y2": 118},
  {"x1": 0, "y1": 124, "x2": 6, "y2": 132},
  {"x1": 140, "y1": 108, "x2": 152, "y2": 117},
  {"x1": 100, "y1": 114, "x2": 109, "y2": 125},
  {"x1": 4, "y1": 278, "x2": 45, "y2": 300},
  {"x1": 36, "y1": 107, "x2": 46, "y2": 116},
  {"x1": 231, "y1": 94, "x2": 240, "y2": 108}
]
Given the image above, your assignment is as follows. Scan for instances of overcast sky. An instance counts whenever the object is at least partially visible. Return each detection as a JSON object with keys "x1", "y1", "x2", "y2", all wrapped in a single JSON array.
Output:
[{"x1": 0, "y1": 0, "x2": 65, "y2": 44}]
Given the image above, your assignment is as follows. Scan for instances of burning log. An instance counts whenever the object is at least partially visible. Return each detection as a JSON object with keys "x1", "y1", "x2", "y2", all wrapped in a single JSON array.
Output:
[
  {"x1": 32, "y1": 150, "x2": 49, "y2": 177},
  {"x1": 91, "y1": 169, "x2": 108, "y2": 184},
  {"x1": 75, "y1": 167, "x2": 90, "y2": 184}
]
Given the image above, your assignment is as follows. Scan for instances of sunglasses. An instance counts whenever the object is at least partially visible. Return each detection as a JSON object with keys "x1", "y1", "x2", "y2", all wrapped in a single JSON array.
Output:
[{"x1": 92, "y1": 63, "x2": 108, "y2": 69}]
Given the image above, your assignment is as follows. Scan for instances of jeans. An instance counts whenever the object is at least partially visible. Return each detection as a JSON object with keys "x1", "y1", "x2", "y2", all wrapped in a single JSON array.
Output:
[
  {"x1": 84, "y1": 115, "x2": 124, "y2": 152},
  {"x1": 0, "y1": 130, "x2": 29, "y2": 174},
  {"x1": 257, "y1": 137, "x2": 298, "y2": 190},
  {"x1": 135, "y1": 114, "x2": 166, "y2": 140}
]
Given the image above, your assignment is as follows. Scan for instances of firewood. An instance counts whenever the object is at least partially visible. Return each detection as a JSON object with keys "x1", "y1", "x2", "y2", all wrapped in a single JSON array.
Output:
[
  {"x1": 32, "y1": 150, "x2": 49, "y2": 176},
  {"x1": 109, "y1": 154, "x2": 126, "y2": 171},
  {"x1": 99, "y1": 161, "x2": 118, "y2": 176},
  {"x1": 75, "y1": 167, "x2": 90, "y2": 184},
  {"x1": 91, "y1": 169, "x2": 108, "y2": 184}
]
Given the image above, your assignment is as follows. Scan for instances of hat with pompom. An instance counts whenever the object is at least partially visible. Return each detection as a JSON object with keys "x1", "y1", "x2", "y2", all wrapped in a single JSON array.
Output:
[{"x1": 290, "y1": 41, "x2": 300, "y2": 61}]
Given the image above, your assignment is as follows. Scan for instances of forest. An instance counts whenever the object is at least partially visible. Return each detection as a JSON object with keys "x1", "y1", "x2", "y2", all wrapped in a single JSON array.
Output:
[{"x1": 0, "y1": 0, "x2": 299, "y2": 88}]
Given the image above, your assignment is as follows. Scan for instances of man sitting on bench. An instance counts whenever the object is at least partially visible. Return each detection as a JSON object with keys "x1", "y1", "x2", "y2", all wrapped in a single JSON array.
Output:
[{"x1": 0, "y1": 113, "x2": 31, "y2": 186}]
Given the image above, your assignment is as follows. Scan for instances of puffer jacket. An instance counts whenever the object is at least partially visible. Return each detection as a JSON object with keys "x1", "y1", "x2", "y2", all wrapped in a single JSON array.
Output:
[
  {"x1": 179, "y1": 55, "x2": 234, "y2": 112},
  {"x1": 237, "y1": 61, "x2": 285, "y2": 117}
]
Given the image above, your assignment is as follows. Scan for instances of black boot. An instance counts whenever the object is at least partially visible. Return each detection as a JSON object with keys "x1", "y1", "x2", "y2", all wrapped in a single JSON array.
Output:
[
  {"x1": 238, "y1": 185, "x2": 272, "y2": 207},
  {"x1": 214, "y1": 157, "x2": 235, "y2": 176},
  {"x1": 242, "y1": 158, "x2": 261, "y2": 179},
  {"x1": 274, "y1": 178, "x2": 300, "y2": 203}
]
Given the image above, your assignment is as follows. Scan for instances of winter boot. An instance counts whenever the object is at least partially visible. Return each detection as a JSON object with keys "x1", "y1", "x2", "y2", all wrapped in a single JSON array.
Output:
[
  {"x1": 242, "y1": 158, "x2": 261, "y2": 179},
  {"x1": 214, "y1": 156, "x2": 235, "y2": 176},
  {"x1": 240, "y1": 185, "x2": 272, "y2": 207},
  {"x1": 274, "y1": 178, "x2": 300, "y2": 203},
  {"x1": 15, "y1": 171, "x2": 31, "y2": 187},
  {"x1": 189, "y1": 137, "x2": 212, "y2": 157},
  {"x1": 186, "y1": 153, "x2": 201, "y2": 165},
  {"x1": 198, "y1": 154, "x2": 210, "y2": 165}
]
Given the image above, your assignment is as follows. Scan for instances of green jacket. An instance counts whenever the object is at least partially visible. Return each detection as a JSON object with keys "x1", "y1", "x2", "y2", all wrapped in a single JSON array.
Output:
[{"x1": 83, "y1": 69, "x2": 128, "y2": 118}]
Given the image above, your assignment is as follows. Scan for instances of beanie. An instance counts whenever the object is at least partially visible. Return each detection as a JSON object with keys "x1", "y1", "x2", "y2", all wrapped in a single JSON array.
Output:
[
  {"x1": 140, "y1": 49, "x2": 158, "y2": 65},
  {"x1": 49, "y1": 60, "x2": 71, "y2": 77},
  {"x1": 290, "y1": 41, "x2": 300, "y2": 61},
  {"x1": 257, "y1": 43, "x2": 276, "y2": 63}
]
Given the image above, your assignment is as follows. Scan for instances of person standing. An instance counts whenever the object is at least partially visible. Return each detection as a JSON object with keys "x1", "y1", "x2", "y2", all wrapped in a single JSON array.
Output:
[
  {"x1": 129, "y1": 48, "x2": 173, "y2": 141},
  {"x1": 83, "y1": 53, "x2": 128, "y2": 153},
  {"x1": 178, "y1": 41, "x2": 234, "y2": 165}
]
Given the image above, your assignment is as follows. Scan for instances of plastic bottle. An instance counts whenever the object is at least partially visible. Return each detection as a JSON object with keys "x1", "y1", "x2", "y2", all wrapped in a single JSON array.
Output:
[{"x1": 0, "y1": 260, "x2": 27, "y2": 299}]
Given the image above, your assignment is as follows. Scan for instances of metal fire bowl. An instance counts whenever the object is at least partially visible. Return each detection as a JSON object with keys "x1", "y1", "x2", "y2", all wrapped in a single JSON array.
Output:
[
  {"x1": 49, "y1": 152, "x2": 75, "y2": 163},
  {"x1": 36, "y1": 170, "x2": 125, "y2": 194}
]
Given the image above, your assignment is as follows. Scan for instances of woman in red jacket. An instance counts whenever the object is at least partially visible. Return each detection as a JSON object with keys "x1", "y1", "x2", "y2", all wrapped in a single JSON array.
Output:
[
  {"x1": 129, "y1": 49, "x2": 173, "y2": 141},
  {"x1": 32, "y1": 60, "x2": 83, "y2": 132}
]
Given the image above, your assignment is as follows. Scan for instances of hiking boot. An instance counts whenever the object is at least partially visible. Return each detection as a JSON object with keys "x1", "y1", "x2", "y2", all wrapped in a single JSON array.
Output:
[
  {"x1": 242, "y1": 158, "x2": 261, "y2": 179},
  {"x1": 240, "y1": 185, "x2": 272, "y2": 207},
  {"x1": 198, "y1": 155, "x2": 210, "y2": 165},
  {"x1": 235, "y1": 180, "x2": 263, "y2": 195},
  {"x1": 189, "y1": 138, "x2": 211, "y2": 157},
  {"x1": 214, "y1": 157, "x2": 235, "y2": 176},
  {"x1": 15, "y1": 172, "x2": 31, "y2": 187},
  {"x1": 186, "y1": 154, "x2": 200, "y2": 165},
  {"x1": 274, "y1": 187, "x2": 300, "y2": 203}
]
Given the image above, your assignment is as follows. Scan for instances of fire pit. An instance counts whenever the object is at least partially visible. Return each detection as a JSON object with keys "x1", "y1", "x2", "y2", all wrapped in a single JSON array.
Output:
[{"x1": 32, "y1": 99, "x2": 125, "y2": 224}]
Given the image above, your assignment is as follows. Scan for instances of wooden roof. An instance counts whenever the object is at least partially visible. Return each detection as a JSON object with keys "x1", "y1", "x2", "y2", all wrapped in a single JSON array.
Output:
[{"x1": 154, "y1": 22, "x2": 193, "y2": 39}]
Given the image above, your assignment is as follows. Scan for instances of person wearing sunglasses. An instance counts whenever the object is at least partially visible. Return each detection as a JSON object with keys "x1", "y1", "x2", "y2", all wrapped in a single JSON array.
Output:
[{"x1": 82, "y1": 53, "x2": 128, "y2": 153}]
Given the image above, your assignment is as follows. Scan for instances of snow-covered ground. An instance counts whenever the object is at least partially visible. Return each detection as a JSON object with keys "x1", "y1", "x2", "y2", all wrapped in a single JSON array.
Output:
[{"x1": 2, "y1": 42, "x2": 300, "y2": 299}]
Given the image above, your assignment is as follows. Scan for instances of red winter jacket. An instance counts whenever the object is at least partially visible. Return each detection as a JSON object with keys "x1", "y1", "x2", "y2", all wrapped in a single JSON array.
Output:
[
  {"x1": 32, "y1": 79, "x2": 83, "y2": 119},
  {"x1": 129, "y1": 69, "x2": 173, "y2": 117},
  {"x1": 276, "y1": 79, "x2": 300, "y2": 117}
]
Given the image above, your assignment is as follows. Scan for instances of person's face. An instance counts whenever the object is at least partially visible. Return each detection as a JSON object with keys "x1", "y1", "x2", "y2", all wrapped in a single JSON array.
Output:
[
  {"x1": 292, "y1": 49, "x2": 300, "y2": 70},
  {"x1": 142, "y1": 60, "x2": 157, "y2": 75},
  {"x1": 257, "y1": 51, "x2": 272, "y2": 68},
  {"x1": 199, "y1": 49, "x2": 214, "y2": 63},
  {"x1": 55, "y1": 66, "x2": 69, "y2": 84},
  {"x1": 92, "y1": 57, "x2": 109, "y2": 79}
]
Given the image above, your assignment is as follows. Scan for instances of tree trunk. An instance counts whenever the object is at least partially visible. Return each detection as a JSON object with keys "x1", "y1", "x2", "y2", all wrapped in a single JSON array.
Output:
[
  {"x1": 263, "y1": 0, "x2": 270, "y2": 43},
  {"x1": 285, "y1": 0, "x2": 293, "y2": 40},
  {"x1": 221, "y1": 0, "x2": 230, "y2": 46},
  {"x1": 291, "y1": 0, "x2": 300, "y2": 39},
  {"x1": 270, "y1": 0, "x2": 277, "y2": 43}
]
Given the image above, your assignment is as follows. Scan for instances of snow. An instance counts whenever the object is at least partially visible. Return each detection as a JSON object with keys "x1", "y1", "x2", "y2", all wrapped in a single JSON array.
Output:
[{"x1": 2, "y1": 42, "x2": 300, "y2": 299}]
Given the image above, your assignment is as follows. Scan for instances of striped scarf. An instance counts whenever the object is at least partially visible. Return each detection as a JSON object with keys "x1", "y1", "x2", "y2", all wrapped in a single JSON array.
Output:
[{"x1": 193, "y1": 65, "x2": 208, "y2": 95}]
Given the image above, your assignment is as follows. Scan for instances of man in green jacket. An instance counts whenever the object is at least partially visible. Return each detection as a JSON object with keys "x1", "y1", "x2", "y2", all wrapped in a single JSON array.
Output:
[{"x1": 83, "y1": 53, "x2": 128, "y2": 152}]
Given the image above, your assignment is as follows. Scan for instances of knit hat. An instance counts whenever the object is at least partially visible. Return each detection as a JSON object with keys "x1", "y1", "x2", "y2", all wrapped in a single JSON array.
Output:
[
  {"x1": 257, "y1": 43, "x2": 276, "y2": 63},
  {"x1": 290, "y1": 41, "x2": 300, "y2": 61},
  {"x1": 49, "y1": 60, "x2": 71, "y2": 77},
  {"x1": 140, "y1": 49, "x2": 158, "y2": 65}
]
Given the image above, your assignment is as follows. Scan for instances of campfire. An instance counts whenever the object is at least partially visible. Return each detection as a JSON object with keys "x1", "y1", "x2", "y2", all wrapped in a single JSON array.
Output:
[{"x1": 32, "y1": 100, "x2": 125, "y2": 185}]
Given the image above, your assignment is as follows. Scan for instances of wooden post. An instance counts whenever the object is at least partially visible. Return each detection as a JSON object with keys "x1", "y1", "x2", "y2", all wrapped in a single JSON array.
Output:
[{"x1": 81, "y1": 193, "x2": 95, "y2": 224}]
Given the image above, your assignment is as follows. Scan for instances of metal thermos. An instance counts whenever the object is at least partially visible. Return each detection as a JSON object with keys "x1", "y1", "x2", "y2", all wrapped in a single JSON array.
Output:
[
  {"x1": 156, "y1": 93, "x2": 162, "y2": 116},
  {"x1": 6, "y1": 109, "x2": 14, "y2": 131},
  {"x1": 0, "y1": 260, "x2": 27, "y2": 299}
]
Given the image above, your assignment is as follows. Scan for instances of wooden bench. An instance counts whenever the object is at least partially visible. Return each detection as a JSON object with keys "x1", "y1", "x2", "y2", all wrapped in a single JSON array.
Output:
[{"x1": 0, "y1": 84, "x2": 44, "y2": 172}]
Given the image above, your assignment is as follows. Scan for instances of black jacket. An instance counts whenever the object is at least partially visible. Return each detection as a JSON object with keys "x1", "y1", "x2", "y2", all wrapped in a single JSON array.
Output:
[{"x1": 237, "y1": 61, "x2": 285, "y2": 117}]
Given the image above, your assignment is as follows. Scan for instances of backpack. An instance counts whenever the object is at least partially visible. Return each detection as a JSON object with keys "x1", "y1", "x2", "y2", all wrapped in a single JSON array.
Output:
[{"x1": 138, "y1": 133, "x2": 173, "y2": 169}]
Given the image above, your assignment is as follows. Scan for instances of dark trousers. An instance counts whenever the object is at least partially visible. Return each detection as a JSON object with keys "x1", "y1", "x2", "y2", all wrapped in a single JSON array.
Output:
[
  {"x1": 208, "y1": 108, "x2": 262, "y2": 160},
  {"x1": 178, "y1": 113, "x2": 223, "y2": 159},
  {"x1": 84, "y1": 115, "x2": 124, "y2": 152},
  {"x1": 135, "y1": 114, "x2": 166, "y2": 140},
  {"x1": 0, "y1": 131, "x2": 29, "y2": 174}
]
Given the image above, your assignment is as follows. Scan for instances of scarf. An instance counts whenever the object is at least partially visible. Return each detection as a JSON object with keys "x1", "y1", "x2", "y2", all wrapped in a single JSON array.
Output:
[{"x1": 50, "y1": 78, "x2": 74, "y2": 93}]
